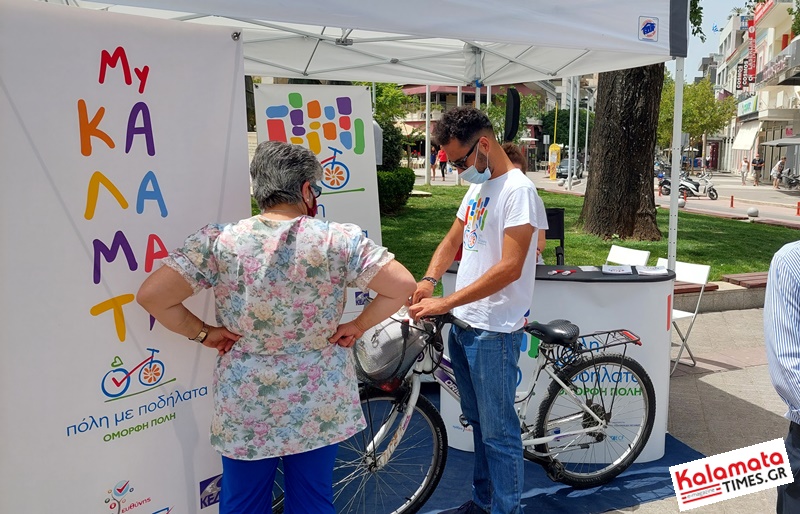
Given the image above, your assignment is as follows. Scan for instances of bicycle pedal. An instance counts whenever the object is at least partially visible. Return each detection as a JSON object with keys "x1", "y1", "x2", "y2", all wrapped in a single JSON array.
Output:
[{"x1": 545, "y1": 460, "x2": 565, "y2": 482}]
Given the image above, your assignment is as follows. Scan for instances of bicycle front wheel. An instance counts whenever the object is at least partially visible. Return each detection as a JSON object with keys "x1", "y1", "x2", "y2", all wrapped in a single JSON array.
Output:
[
  {"x1": 333, "y1": 386, "x2": 448, "y2": 514},
  {"x1": 530, "y1": 354, "x2": 655, "y2": 489}
]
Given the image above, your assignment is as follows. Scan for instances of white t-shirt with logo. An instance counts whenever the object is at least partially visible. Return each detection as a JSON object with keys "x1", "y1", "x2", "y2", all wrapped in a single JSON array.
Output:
[{"x1": 453, "y1": 168, "x2": 545, "y2": 332}]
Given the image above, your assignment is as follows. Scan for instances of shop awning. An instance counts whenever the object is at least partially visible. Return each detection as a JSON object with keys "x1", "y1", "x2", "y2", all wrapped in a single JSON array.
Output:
[{"x1": 732, "y1": 121, "x2": 762, "y2": 151}]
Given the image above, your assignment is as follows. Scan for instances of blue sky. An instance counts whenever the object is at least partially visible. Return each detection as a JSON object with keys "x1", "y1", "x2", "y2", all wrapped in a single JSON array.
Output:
[{"x1": 667, "y1": 0, "x2": 744, "y2": 80}]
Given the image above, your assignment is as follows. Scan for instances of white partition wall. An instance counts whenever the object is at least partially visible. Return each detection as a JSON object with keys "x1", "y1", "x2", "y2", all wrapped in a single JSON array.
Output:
[{"x1": 0, "y1": 1, "x2": 250, "y2": 511}]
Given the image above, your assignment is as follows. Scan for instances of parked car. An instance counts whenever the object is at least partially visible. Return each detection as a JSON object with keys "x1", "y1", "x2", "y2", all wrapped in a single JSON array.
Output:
[{"x1": 556, "y1": 159, "x2": 584, "y2": 179}]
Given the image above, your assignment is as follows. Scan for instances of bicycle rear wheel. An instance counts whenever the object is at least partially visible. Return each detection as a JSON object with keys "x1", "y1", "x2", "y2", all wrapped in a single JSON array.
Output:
[
  {"x1": 529, "y1": 354, "x2": 655, "y2": 489},
  {"x1": 333, "y1": 385, "x2": 448, "y2": 514}
]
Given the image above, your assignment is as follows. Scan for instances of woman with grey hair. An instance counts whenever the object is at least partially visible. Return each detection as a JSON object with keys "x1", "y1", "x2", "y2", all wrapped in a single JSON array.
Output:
[{"x1": 137, "y1": 140, "x2": 416, "y2": 513}]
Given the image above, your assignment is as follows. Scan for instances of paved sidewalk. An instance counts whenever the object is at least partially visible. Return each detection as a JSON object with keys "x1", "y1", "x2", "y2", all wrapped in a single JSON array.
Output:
[{"x1": 614, "y1": 308, "x2": 787, "y2": 513}]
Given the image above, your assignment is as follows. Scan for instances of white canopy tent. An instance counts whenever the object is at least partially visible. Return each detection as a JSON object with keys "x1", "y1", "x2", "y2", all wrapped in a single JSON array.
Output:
[
  {"x1": 62, "y1": 0, "x2": 687, "y2": 85},
  {"x1": 55, "y1": 0, "x2": 689, "y2": 264}
]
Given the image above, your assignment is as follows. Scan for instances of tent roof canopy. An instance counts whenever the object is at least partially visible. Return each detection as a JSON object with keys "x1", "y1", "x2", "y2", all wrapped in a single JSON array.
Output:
[
  {"x1": 762, "y1": 137, "x2": 800, "y2": 147},
  {"x1": 73, "y1": 0, "x2": 688, "y2": 85}
]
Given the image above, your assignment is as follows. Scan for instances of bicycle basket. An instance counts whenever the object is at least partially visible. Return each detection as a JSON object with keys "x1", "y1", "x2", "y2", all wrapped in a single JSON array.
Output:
[{"x1": 352, "y1": 306, "x2": 428, "y2": 386}]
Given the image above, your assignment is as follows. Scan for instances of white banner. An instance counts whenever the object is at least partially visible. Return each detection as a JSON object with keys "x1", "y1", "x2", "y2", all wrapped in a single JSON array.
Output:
[
  {"x1": 0, "y1": 0, "x2": 249, "y2": 511},
  {"x1": 253, "y1": 84, "x2": 382, "y2": 314}
]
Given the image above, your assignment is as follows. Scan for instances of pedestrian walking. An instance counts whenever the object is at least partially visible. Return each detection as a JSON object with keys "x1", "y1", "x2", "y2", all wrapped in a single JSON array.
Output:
[
  {"x1": 764, "y1": 239, "x2": 800, "y2": 513},
  {"x1": 772, "y1": 156, "x2": 787, "y2": 189},
  {"x1": 738, "y1": 156, "x2": 750, "y2": 186},
  {"x1": 751, "y1": 153, "x2": 764, "y2": 186},
  {"x1": 437, "y1": 147, "x2": 448, "y2": 181}
]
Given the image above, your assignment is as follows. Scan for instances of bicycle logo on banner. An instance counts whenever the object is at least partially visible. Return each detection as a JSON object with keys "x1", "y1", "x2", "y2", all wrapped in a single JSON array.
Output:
[
  {"x1": 318, "y1": 146, "x2": 365, "y2": 196},
  {"x1": 101, "y1": 347, "x2": 176, "y2": 401}
]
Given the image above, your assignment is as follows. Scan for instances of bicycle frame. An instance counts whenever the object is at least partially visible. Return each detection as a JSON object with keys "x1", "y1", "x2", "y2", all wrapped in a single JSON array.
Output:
[{"x1": 365, "y1": 340, "x2": 610, "y2": 470}]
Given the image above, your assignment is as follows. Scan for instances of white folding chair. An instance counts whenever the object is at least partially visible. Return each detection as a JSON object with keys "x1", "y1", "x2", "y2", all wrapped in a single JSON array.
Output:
[
  {"x1": 657, "y1": 258, "x2": 711, "y2": 375},
  {"x1": 606, "y1": 244, "x2": 650, "y2": 266}
]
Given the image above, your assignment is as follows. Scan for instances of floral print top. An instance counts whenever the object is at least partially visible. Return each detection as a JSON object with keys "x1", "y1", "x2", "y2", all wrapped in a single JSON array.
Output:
[{"x1": 163, "y1": 215, "x2": 394, "y2": 460}]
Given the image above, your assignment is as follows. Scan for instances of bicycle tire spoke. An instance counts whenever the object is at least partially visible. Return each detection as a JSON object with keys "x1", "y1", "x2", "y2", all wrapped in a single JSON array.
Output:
[
  {"x1": 533, "y1": 354, "x2": 655, "y2": 487},
  {"x1": 328, "y1": 389, "x2": 446, "y2": 514}
]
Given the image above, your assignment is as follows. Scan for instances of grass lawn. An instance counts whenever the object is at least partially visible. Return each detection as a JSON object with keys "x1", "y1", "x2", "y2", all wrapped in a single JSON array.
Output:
[{"x1": 380, "y1": 185, "x2": 800, "y2": 282}]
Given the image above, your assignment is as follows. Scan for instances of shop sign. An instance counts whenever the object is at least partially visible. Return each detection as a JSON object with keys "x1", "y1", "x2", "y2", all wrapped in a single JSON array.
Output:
[
  {"x1": 736, "y1": 60, "x2": 750, "y2": 90},
  {"x1": 737, "y1": 96, "x2": 758, "y2": 117},
  {"x1": 736, "y1": 62, "x2": 744, "y2": 90},
  {"x1": 748, "y1": 20, "x2": 756, "y2": 83},
  {"x1": 757, "y1": 52, "x2": 790, "y2": 84}
]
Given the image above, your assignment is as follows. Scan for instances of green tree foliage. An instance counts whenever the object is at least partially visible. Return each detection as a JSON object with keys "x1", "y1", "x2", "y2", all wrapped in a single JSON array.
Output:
[
  {"x1": 684, "y1": 78, "x2": 736, "y2": 144},
  {"x1": 787, "y1": 0, "x2": 800, "y2": 36},
  {"x1": 353, "y1": 82, "x2": 419, "y2": 171},
  {"x1": 481, "y1": 92, "x2": 545, "y2": 142},
  {"x1": 542, "y1": 108, "x2": 594, "y2": 147},
  {"x1": 377, "y1": 119, "x2": 404, "y2": 171},
  {"x1": 657, "y1": 72, "x2": 675, "y2": 149},
  {"x1": 657, "y1": 74, "x2": 736, "y2": 150},
  {"x1": 355, "y1": 82, "x2": 419, "y2": 125}
]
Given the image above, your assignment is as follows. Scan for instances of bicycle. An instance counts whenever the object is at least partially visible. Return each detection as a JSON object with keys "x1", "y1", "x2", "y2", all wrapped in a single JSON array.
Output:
[{"x1": 312, "y1": 312, "x2": 656, "y2": 514}]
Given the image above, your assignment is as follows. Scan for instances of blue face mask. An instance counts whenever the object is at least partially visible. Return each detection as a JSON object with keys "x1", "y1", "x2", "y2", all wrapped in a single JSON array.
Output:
[{"x1": 459, "y1": 148, "x2": 491, "y2": 184}]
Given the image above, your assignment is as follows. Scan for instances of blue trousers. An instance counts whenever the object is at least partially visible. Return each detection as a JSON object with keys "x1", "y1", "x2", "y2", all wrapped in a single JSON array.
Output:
[
  {"x1": 220, "y1": 443, "x2": 338, "y2": 514},
  {"x1": 449, "y1": 324, "x2": 524, "y2": 514},
  {"x1": 778, "y1": 421, "x2": 800, "y2": 513}
]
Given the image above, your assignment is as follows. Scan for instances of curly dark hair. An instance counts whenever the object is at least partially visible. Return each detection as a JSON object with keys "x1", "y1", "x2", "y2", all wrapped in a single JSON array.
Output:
[{"x1": 432, "y1": 106, "x2": 493, "y2": 146}]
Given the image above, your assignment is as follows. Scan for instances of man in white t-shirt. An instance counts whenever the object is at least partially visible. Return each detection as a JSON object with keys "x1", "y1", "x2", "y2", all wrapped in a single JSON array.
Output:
[{"x1": 409, "y1": 107, "x2": 544, "y2": 514}]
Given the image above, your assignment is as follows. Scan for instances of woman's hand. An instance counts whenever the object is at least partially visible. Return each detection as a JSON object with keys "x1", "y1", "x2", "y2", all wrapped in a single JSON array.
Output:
[
  {"x1": 201, "y1": 326, "x2": 242, "y2": 356},
  {"x1": 329, "y1": 319, "x2": 368, "y2": 348}
]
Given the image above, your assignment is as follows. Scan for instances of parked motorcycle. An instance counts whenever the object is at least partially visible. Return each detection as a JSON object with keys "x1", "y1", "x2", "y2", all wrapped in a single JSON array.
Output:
[
  {"x1": 783, "y1": 168, "x2": 800, "y2": 189},
  {"x1": 657, "y1": 171, "x2": 685, "y2": 196},
  {"x1": 659, "y1": 171, "x2": 718, "y2": 200}
]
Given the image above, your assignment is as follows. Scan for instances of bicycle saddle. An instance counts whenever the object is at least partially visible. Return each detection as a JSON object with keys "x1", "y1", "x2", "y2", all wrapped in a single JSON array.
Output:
[{"x1": 525, "y1": 319, "x2": 579, "y2": 346}]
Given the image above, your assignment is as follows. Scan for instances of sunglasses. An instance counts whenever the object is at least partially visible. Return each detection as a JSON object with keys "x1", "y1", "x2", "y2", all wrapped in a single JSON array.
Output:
[
  {"x1": 448, "y1": 138, "x2": 480, "y2": 170},
  {"x1": 310, "y1": 182, "x2": 323, "y2": 198}
]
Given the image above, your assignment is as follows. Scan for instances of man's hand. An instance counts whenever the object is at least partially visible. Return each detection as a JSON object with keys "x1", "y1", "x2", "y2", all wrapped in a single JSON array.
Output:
[
  {"x1": 201, "y1": 326, "x2": 241, "y2": 356},
  {"x1": 407, "y1": 297, "x2": 450, "y2": 323},
  {"x1": 410, "y1": 280, "x2": 435, "y2": 305}
]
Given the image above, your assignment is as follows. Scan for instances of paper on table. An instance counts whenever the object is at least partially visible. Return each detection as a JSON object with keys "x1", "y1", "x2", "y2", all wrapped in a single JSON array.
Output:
[
  {"x1": 601, "y1": 264, "x2": 633, "y2": 275},
  {"x1": 635, "y1": 265, "x2": 668, "y2": 275}
]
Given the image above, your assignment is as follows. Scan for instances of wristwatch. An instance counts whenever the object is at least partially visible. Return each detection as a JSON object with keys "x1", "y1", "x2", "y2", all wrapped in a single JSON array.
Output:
[
  {"x1": 191, "y1": 323, "x2": 209, "y2": 343},
  {"x1": 421, "y1": 276, "x2": 438, "y2": 287}
]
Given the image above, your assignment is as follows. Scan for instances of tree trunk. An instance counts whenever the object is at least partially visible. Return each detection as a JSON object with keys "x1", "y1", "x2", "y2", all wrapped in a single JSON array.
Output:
[{"x1": 580, "y1": 63, "x2": 663, "y2": 240}]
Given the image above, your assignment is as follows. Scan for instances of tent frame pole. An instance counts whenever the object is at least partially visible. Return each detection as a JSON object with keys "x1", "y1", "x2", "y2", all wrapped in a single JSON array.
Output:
[{"x1": 668, "y1": 57, "x2": 684, "y2": 269}]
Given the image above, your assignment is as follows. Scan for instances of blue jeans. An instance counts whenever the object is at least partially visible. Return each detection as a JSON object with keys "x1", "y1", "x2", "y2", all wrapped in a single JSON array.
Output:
[
  {"x1": 449, "y1": 324, "x2": 524, "y2": 514},
  {"x1": 778, "y1": 421, "x2": 800, "y2": 513}
]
